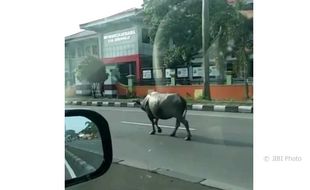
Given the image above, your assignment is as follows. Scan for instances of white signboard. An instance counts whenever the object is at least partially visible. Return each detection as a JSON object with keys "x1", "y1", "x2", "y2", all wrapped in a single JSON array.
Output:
[
  {"x1": 142, "y1": 70, "x2": 152, "y2": 79},
  {"x1": 104, "y1": 30, "x2": 136, "y2": 44},
  {"x1": 210, "y1": 66, "x2": 220, "y2": 77},
  {"x1": 177, "y1": 68, "x2": 188, "y2": 78},
  {"x1": 165, "y1": 69, "x2": 176, "y2": 78},
  {"x1": 192, "y1": 66, "x2": 220, "y2": 77},
  {"x1": 193, "y1": 67, "x2": 204, "y2": 77}
]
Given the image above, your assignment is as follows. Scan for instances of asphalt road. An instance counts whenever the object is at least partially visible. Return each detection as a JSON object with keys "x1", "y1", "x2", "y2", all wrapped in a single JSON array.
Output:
[{"x1": 66, "y1": 105, "x2": 253, "y2": 190}]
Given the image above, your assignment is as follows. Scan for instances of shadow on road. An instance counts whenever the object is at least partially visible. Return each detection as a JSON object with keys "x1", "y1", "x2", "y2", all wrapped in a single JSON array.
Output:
[
  {"x1": 153, "y1": 133, "x2": 252, "y2": 148},
  {"x1": 191, "y1": 135, "x2": 252, "y2": 148}
]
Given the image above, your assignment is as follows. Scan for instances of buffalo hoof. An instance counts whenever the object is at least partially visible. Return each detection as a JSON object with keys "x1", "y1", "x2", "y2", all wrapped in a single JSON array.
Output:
[
  {"x1": 149, "y1": 130, "x2": 156, "y2": 135},
  {"x1": 157, "y1": 128, "x2": 162, "y2": 133},
  {"x1": 170, "y1": 133, "x2": 176, "y2": 137},
  {"x1": 184, "y1": 136, "x2": 191, "y2": 141}
]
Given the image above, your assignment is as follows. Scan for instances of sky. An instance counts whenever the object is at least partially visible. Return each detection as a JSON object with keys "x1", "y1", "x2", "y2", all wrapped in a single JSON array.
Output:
[
  {"x1": 65, "y1": 116, "x2": 92, "y2": 133},
  {"x1": 63, "y1": 0, "x2": 143, "y2": 37}
]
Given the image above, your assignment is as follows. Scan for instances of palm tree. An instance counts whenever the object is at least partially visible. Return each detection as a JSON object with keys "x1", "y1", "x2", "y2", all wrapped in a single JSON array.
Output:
[{"x1": 82, "y1": 121, "x2": 98, "y2": 138}]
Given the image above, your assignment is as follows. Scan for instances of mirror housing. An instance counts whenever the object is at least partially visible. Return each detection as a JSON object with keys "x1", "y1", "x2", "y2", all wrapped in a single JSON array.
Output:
[{"x1": 65, "y1": 109, "x2": 112, "y2": 187}]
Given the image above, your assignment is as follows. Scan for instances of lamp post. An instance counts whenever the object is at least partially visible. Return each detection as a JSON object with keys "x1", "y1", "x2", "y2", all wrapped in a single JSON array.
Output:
[{"x1": 202, "y1": 0, "x2": 211, "y2": 100}]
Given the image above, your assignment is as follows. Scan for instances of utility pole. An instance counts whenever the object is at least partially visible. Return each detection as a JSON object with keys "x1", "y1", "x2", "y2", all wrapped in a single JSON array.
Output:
[{"x1": 202, "y1": 0, "x2": 211, "y2": 100}]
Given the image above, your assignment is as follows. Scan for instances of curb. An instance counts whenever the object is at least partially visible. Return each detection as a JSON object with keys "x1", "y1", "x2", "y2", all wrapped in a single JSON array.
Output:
[
  {"x1": 65, "y1": 149, "x2": 96, "y2": 173},
  {"x1": 200, "y1": 179, "x2": 248, "y2": 190},
  {"x1": 65, "y1": 101, "x2": 253, "y2": 113},
  {"x1": 116, "y1": 160, "x2": 223, "y2": 190}
]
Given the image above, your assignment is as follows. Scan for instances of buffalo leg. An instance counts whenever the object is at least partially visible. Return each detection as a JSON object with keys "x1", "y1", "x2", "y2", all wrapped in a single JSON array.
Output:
[
  {"x1": 155, "y1": 118, "x2": 162, "y2": 133},
  {"x1": 170, "y1": 119, "x2": 180, "y2": 137},
  {"x1": 180, "y1": 118, "x2": 191, "y2": 141},
  {"x1": 148, "y1": 115, "x2": 156, "y2": 135}
]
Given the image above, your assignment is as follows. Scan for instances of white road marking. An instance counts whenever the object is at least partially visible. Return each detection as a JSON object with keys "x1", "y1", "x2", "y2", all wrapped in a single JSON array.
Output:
[
  {"x1": 65, "y1": 159, "x2": 77, "y2": 178},
  {"x1": 187, "y1": 112, "x2": 253, "y2": 119},
  {"x1": 99, "y1": 108, "x2": 139, "y2": 112},
  {"x1": 121, "y1": 121, "x2": 197, "y2": 131},
  {"x1": 67, "y1": 106, "x2": 252, "y2": 119},
  {"x1": 108, "y1": 107, "x2": 252, "y2": 119}
]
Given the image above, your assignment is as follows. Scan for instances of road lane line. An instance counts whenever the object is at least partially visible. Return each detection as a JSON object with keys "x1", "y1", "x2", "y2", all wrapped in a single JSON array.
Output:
[
  {"x1": 65, "y1": 159, "x2": 77, "y2": 178},
  {"x1": 121, "y1": 121, "x2": 197, "y2": 131},
  {"x1": 187, "y1": 112, "x2": 252, "y2": 119},
  {"x1": 66, "y1": 106, "x2": 252, "y2": 119},
  {"x1": 96, "y1": 107, "x2": 252, "y2": 119}
]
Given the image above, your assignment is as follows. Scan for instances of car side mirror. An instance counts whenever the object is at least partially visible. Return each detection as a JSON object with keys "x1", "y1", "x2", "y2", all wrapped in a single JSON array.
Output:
[{"x1": 65, "y1": 109, "x2": 112, "y2": 187}]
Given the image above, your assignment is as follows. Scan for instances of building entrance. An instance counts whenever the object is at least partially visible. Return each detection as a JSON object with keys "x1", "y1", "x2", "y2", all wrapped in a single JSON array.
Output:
[{"x1": 117, "y1": 62, "x2": 136, "y2": 85}]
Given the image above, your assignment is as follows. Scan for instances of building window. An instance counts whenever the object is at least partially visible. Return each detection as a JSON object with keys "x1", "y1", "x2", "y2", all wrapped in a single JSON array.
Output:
[
  {"x1": 142, "y1": 28, "x2": 150, "y2": 44},
  {"x1": 226, "y1": 61, "x2": 233, "y2": 72},
  {"x1": 92, "y1": 45, "x2": 98, "y2": 55},
  {"x1": 125, "y1": 44, "x2": 130, "y2": 55},
  {"x1": 69, "y1": 48, "x2": 76, "y2": 58},
  {"x1": 115, "y1": 46, "x2": 120, "y2": 56},
  {"x1": 119, "y1": 45, "x2": 124, "y2": 56},
  {"x1": 85, "y1": 46, "x2": 91, "y2": 56},
  {"x1": 65, "y1": 47, "x2": 69, "y2": 58},
  {"x1": 111, "y1": 46, "x2": 115, "y2": 57},
  {"x1": 77, "y1": 47, "x2": 84, "y2": 57}
]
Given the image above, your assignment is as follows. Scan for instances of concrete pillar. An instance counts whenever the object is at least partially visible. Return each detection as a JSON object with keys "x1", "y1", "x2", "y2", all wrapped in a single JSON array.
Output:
[
  {"x1": 127, "y1": 74, "x2": 135, "y2": 97},
  {"x1": 225, "y1": 71, "x2": 232, "y2": 85},
  {"x1": 170, "y1": 73, "x2": 176, "y2": 86},
  {"x1": 135, "y1": 55, "x2": 141, "y2": 81},
  {"x1": 104, "y1": 65, "x2": 118, "y2": 98},
  {"x1": 189, "y1": 66, "x2": 193, "y2": 82},
  {"x1": 98, "y1": 34, "x2": 104, "y2": 58}
]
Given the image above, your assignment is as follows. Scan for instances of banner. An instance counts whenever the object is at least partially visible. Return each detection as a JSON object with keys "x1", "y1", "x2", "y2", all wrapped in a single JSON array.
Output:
[
  {"x1": 142, "y1": 70, "x2": 152, "y2": 79},
  {"x1": 193, "y1": 67, "x2": 204, "y2": 77},
  {"x1": 165, "y1": 68, "x2": 176, "y2": 78},
  {"x1": 177, "y1": 68, "x2": 188, "y2": 78}
]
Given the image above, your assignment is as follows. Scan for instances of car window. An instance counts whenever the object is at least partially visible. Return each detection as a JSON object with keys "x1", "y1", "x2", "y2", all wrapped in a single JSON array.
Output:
[{"x1": 65, "y1": 0, "x2": 253, "y2": 189}]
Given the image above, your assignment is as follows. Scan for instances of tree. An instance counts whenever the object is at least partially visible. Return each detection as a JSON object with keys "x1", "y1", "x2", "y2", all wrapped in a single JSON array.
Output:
[
  {"x1": 143, "y1": 0, "x2": 202, "y2": 68},
  {"x1": 210, "y1": 1, "x2": 253, "y2": 98},
  {"x1": 75, "y1": 55, "x2": 109, "y2": 98},
  {"x1": 143, "y1": 0, "x2": 229, "y2": 69},
  {"x1": 79, "y1": 121, "x2": 98, "y2": 138},
  {"x1": 65, "y1": 129, "x2": 77, "y2": 141},
  {"x1": 65, "y1": 129, "x2": 76, "y2": 137},
  {"x1": 143, "y1": 0, "x2": 253, "y2": 99}
]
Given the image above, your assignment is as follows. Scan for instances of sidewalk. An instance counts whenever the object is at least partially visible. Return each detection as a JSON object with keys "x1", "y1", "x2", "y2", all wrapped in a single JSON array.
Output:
[
  {"x1": 68, "y1": 163, "x2": 222, "y2": 190},
  {"x1": 65, "y1": 96, "x2": 253, "y2": 113},
  {"x1": 66, "y1": 146, "x2": 223, "y2": 190}
]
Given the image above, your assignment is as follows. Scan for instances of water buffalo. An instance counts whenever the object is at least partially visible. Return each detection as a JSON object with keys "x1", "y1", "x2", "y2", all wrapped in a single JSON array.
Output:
[{"x1": 136, "y1": 92, "x2": 191, "y2": 141}]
